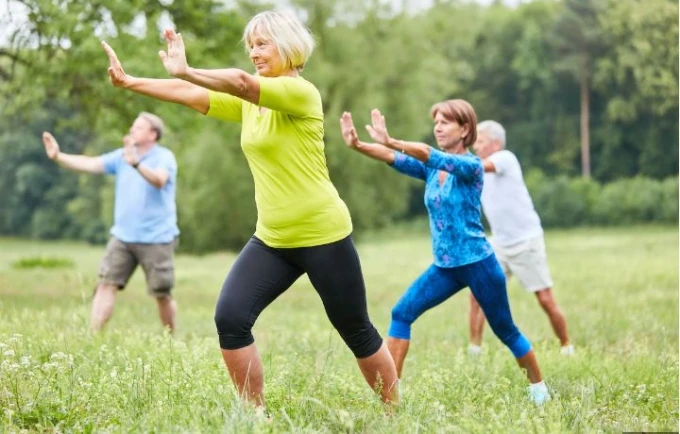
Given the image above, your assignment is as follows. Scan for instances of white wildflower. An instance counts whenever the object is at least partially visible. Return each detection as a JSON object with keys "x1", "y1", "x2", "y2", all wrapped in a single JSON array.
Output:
[
  {"x1": 41, "y1": 362, "x2": 58, "y2": 371},
  {"x1": 50, "y1": 352, "x2": 67, "y2": 361}
]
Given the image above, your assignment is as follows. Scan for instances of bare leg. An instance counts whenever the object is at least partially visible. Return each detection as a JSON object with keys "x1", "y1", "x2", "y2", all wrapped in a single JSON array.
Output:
[
  {"x1": 156, "y1": 295, "x2": 176, "y2": 333},
  {"x1": 220, "y1": 343, "x2": 265, "y2": 407},
  {"x1": 357, "y1": 342, "x2": 400, "y2": 404},
  {"x1": 386, "y1": 337, "x2": 410, "y2": 379},
  {"x1": 516, "y1": 349, "x2": 543, "y2": 383},
  {"x1": 469, "y1": 293, "x2": 486, "y2": 346},
  {"x1": 90, "y1": 284, "x2": 118, "y2": 331},
  {"x1": 535, "y1": 289, "x2": 570, "y2": 346}
]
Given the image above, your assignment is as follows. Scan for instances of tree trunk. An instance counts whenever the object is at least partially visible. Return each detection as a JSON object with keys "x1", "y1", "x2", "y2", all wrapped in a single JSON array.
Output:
[{"x1": 579, "y1": 60, "x2": 591, "y2": 178}]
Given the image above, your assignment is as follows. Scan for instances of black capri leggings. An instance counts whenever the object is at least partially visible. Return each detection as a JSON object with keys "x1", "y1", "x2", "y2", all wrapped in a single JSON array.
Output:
[{"x1": 214, "y1": 235, "x2": 383, "y2": 358}]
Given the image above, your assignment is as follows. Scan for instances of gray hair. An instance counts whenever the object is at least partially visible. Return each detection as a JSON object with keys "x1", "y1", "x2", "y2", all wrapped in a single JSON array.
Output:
[
  {"x1": 138, "y1": 112, "x2": 165, "y2": 141},
  {"x1": 243, "y1": 10, "x2": 315, "y2": 72},
  {"x1": 477, "y1": 120, "x2": 506, "y2": 148}
]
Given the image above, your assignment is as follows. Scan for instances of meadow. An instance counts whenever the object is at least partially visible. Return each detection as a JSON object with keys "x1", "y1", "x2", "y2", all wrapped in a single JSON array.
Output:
[{"x1": 0, "y1": 226, "x2": 677, "y2": 433}]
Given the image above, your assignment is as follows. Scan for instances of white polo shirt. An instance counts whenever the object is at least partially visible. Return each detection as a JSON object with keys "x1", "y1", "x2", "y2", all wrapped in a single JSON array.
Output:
[{"x1": 481, "y1": 150, "x2": 543, "y2": 247}]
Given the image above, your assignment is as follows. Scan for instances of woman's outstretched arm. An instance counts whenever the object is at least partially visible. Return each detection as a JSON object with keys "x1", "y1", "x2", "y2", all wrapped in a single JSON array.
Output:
[{"x1": 101, "y1": 41, "x2": 209, "y2": 114}]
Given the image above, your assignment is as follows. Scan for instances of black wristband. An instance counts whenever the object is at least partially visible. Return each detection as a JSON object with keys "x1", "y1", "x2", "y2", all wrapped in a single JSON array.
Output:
[{"x1": 132, "y1": 162, "x2": 140, "y2": 169}]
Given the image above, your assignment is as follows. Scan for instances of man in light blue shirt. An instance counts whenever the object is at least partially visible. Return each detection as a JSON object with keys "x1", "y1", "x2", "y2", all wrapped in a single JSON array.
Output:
[{"x1": 42, "y1": 112, "x2": 180, "y2": 332}]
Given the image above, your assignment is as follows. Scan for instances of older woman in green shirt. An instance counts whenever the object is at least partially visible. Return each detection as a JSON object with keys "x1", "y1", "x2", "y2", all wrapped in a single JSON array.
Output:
[{"x1": 101, "y1": 10, "x2": 398, "y2": 408}]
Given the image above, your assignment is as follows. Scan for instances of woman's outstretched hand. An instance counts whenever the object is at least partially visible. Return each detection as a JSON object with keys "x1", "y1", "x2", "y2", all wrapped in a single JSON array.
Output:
[
  {"x1": 101, "y1": 41, "x2": 131, "y2": 88},
  {"x1": 365, "y1": 109, "x2": 392, "y2": 145},
  {"x1": 159, "y1": 29, "x2": 189, "y2": 78},
  {"x1": 42, "y1": 132, "x2": 60, "y2": 160},
  {"x1": 340, "y1": 112, "x2": 363, "y2": 150},
  {"x1": 340, "y1": 111, "x2": 397, "y2": 164}
]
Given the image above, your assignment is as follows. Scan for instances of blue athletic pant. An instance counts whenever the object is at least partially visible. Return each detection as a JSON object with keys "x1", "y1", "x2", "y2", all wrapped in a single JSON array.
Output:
[{"x1": 388, "y1": 254, "x2": 531, "y2": 358}]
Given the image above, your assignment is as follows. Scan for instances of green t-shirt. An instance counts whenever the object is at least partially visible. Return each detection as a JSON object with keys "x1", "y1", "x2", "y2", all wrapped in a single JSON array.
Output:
[{"x1": 206, "y1": 76, "x2": 352, "y2": 248}]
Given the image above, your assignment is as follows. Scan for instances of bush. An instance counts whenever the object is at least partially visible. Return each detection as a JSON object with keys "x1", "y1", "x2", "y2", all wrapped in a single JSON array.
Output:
[
  {"x1": 80, "y1": 220, "x2": 109, "y2": 245},
  {"x1": 659, "y1": 177, "x2": 679, "y2": 223},
  {"x1": 31, "y1": 209, "x2": 71, "y2": 240},
  {"x1": 527, "y1": 171, "x2": 677, "y2": 227},
  {"x1": 12, "y1": 256, "x2": 74, "y2": 269},
  {"x1": 592, "y1": 177, "x2": 666, "y2": 225},
  {"x1": 530, "y1": 175, "x2": 589, "y2": 227}
]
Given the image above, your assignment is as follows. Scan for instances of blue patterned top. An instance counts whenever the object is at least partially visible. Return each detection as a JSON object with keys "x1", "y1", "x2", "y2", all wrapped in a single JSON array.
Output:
[{"x1": 390, "y1": 148, "x2": 494, "y2": 268}]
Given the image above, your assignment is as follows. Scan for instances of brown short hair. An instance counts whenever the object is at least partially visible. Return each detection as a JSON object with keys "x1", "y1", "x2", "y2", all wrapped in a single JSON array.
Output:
[
  {"x1": 138, "y1": 112, "x2": 165, "y2": 141},
  {"x1": 429, "y1": 99, "x2": 477, "y2": 148}
]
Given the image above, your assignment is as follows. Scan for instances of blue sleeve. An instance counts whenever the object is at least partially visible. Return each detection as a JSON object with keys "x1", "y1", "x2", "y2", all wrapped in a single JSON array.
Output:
[
  {"x1": 426, "y1": 149, "x2": 482, "y2": 182},
  {"x1": 161, "y1": 151, "x2": 178, "y2": 185},
  {"x1": 100, "y1": 149, "x2": 123, "y2": 175},
  {"x1": 389, "y1": 151, "x2": 428, "y2": 181}
]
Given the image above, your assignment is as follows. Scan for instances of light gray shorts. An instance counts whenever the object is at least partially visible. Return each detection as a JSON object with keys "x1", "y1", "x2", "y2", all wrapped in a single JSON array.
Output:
[{"x1": 491, "y1": 235, "x2": 553, "y2": 292}]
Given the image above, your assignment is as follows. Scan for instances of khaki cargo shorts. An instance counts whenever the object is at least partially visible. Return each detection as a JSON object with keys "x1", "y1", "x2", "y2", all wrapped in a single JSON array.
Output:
[
  {"x1": 491, "y1": 235, "x2": 553, "y2": 292},
  {"x1": 98, "y1": 237, "x2": 178, "y2": 297}
]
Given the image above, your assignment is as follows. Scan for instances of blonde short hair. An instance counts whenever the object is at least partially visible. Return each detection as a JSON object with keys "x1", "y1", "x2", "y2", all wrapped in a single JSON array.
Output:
[
  {"x1": 138, "y1": 112, "x2": 165, "y2": 141},
  {"x1": 243, "y1": 10, "x2": 315, "y2": 72}
]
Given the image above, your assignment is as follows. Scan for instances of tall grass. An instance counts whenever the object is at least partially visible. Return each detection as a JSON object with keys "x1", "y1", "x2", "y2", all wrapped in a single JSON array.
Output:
[{"x1": 0, "y1": 226, "x2": 677, "y2": 432}]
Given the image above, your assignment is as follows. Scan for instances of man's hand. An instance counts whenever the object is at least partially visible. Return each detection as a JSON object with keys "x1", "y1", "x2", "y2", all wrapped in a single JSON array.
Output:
[
  {"x1": 122, "y1": 135, "x2": 139, "y2": 167},
  {"x1": 42, "y1": 132, "x2": 60, "y2": 161}
]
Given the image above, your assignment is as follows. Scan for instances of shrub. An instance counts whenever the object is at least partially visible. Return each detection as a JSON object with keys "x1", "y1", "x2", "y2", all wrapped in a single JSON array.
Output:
[
  {"x1": 527, "y1": 171, "x2": 677, "y2": 227},
  {"x1": 12, "y1": 256, "x2": 74, "y2": 269}
]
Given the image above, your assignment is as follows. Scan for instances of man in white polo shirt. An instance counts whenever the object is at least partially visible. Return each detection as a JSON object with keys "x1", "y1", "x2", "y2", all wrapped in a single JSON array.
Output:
[{"x1": 469, "y1": 120, "x2": 573, "y2": 356}]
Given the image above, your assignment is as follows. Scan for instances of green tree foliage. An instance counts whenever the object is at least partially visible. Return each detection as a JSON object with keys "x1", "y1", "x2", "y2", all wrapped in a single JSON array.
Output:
[
  {"x1": 592, "y1": 0, "x2": 679, "y2": 180},
  {"x1": 550, "y1": 0, "x2": 609, "y2": 177},
  {"x1": 0, "y1": 0, "x2": 677, "y2": 252},
  {"x1": 595, "y1": 0, "x2": 678, "y2": 121},
  {"x1": 0, "y1": 105, "x2": 87, "y2": 239}
]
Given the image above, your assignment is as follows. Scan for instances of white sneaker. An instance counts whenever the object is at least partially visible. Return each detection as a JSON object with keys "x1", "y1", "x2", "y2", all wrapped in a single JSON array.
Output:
[
  {"x1": 468, "y1": 344, "x2": 482, "y2": 356},
  {"x1": 560, "y1": 344, "x2": 575, "y2": 356},
  {"x1": 254, "y1": 406, "x2": 272, "y2": 423},
  {"x1": 528, "y1": 381, "x2": 551, "y2": 405}
]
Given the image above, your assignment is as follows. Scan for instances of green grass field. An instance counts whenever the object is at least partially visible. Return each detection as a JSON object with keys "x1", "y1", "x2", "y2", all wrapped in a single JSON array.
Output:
[{"x1": 0, "y1": 226, "x2": 677, "y2": 433}]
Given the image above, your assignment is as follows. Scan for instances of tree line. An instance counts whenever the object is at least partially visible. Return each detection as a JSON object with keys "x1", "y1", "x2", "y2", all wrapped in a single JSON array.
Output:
[{"x1": 0, "y1": 0, "x2": 677, "y2": 252}]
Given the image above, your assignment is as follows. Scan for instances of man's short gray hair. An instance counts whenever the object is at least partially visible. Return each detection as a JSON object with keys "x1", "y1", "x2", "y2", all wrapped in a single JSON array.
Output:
[
  {"x1": 138, "y1": 112, "x2": 165, "y2": 141},
  {"x1": 477, "y1": 120, "x2": 506, "y2": 148}
]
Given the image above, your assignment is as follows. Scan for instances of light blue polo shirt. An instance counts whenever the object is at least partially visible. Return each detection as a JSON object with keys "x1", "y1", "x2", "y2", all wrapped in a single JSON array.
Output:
[{"x1": 100, "y1": 144, "x2": 179, "y2": 244}]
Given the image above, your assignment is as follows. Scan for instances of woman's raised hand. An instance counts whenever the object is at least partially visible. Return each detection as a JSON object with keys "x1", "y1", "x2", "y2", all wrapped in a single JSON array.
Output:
[
  {"x1": 159, "y1": 29, "x2": 189, "y2": 77},
  {"x1": 340, "y1": 112, "x2": 363, "y2": 150},
  {"x1": 365, "y1": 109, "x2": 391, "y2": 145},
  {"x1": 101, "y1": 41, "x2": 130, "y2": 88}
]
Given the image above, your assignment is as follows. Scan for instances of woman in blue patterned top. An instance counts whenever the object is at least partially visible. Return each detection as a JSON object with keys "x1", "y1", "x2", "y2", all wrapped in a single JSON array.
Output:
[{"x1": 339, "y1": 101, "x2": 550, "y2": 405}]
